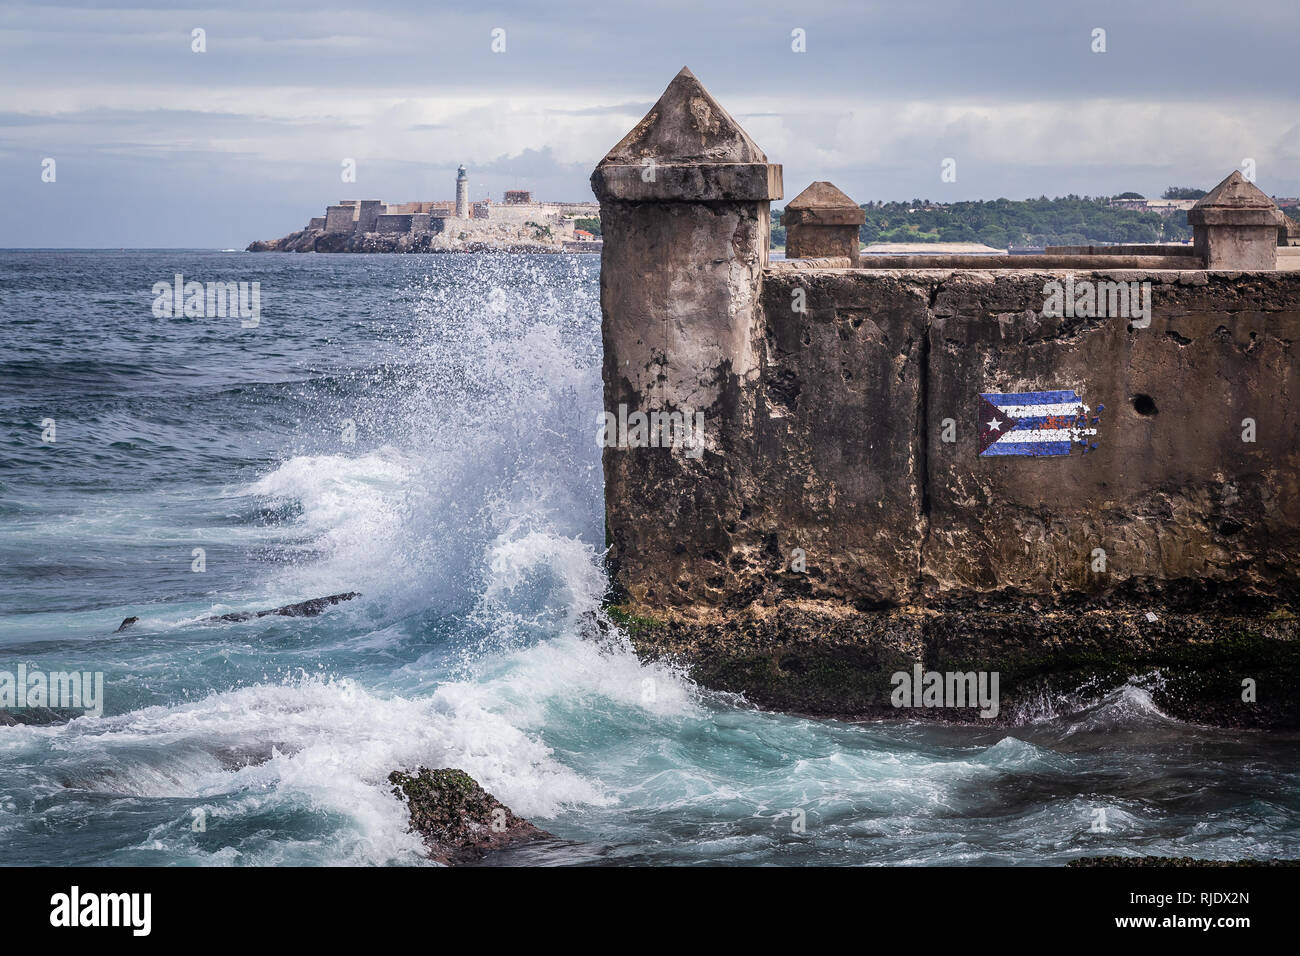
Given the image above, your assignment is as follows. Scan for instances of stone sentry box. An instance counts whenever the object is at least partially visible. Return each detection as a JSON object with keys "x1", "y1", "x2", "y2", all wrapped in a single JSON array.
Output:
[
  {"x1": 595, "y1": 68, "x2": 1300, "y2": 725},
  {"x1": 1189, "y1": 170, "x2": 1285, "y2": 270},
  {"x1": 590, "y1": 66, "x2": 782, "y2": 610},
  {"x1": 782, "y1": 182, "x2": 865, "y2": 265}
]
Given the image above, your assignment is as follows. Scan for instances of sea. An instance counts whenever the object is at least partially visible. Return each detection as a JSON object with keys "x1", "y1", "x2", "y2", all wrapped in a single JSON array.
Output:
[{"x1": 0, "y1": 249, "x2": 1296, "y2": 866}]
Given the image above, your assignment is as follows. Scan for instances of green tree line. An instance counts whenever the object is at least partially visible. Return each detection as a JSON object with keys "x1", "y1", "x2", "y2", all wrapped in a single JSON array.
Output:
[{"x1": 853, "y1": 196, "x2": 1193, "y2": 248}]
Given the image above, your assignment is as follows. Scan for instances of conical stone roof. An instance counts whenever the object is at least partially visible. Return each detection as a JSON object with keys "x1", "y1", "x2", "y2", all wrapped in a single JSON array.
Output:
[
  {"x1": 1194, "y1": 170, "x2": 1278, "y2": 210},
  {"x1": 599, "y1": 67, "x2": 767, "y2": 166},
  {"x1": 1189, "y1": 171, "x2": 1283, "y2": 226},
  {"x1": 783, "y1": 181, "x2": 865, "y2": 226},
  {"x1": 591, "y1": 67, "x2": 782, "y2": 202}
]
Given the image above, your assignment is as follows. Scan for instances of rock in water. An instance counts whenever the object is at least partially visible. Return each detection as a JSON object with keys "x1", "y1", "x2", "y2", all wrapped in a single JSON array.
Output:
[
  {"x1": 113, "y1": 593, "x2": 360, "y2": 632},
  {"x1": 388, "y1": 767, "x2": 550, "y2": 865},
  {"x1": 210, "y1": 591, "x2": 360, "y2": 622}
]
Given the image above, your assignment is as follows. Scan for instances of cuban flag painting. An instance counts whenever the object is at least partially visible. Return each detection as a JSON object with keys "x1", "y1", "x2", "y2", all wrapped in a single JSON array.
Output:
[{"x1": 978, "y1": 390, "x2": 1101, "y2": 457}]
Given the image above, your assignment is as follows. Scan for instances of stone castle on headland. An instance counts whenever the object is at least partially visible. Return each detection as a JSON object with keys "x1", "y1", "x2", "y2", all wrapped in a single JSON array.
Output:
[{"x1": 247, "y1": 165, "x2": 601, "y2": 253}]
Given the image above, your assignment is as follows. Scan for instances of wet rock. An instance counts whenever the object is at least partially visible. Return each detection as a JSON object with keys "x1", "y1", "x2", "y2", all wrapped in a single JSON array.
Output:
[
  {"x1": 113, "y1": 592, "x2": 360, "y2": 632},
  {"x1": 209, "y1": 591, "x2": 361, "y2": 622},
  {"x1": 621, "y1": 601, "x2": 1300, "y2": 728},
  {"x1": 388, "y1": 767, "x2": 550, "y2": 865},
  {"x1": 0, "y1": 706, "x2": 77, "y2": 726}
]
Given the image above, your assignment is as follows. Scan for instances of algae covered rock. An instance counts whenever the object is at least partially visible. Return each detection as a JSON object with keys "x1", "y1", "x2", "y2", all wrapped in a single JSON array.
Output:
[{"x1": 388, "y1": 767, "x2": 550, "y2": 865}]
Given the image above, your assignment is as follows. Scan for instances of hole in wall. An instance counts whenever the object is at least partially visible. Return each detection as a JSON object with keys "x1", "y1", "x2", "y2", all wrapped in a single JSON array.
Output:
[{"x1": 1133, "y1": 394, "x2": 1158, "y2": 416}]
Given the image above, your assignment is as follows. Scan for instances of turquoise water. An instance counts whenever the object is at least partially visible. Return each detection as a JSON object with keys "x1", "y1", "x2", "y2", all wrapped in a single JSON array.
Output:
[{"x1": 1, "y1": 250, "x2": 1297, "y2": 865}]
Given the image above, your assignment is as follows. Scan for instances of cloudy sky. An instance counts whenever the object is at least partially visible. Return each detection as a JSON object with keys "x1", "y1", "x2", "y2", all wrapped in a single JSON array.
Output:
[{"x1": 2, "y1": 0, "x2": 1297, "y2": 247}]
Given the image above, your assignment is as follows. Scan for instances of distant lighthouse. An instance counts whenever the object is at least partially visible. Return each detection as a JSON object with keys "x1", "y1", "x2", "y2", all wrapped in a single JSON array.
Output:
[{"x1": 455, "y1": 164, "x2": 469, "y2": 219}]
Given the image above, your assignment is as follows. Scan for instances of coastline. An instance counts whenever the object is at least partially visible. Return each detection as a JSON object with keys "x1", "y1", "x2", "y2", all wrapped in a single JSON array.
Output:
[{"x1": 247, "y1": 225, "x2": 601, "y2": 254}]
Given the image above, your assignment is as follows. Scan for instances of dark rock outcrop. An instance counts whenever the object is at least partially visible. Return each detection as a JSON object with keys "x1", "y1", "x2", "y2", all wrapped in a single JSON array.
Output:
[
  {"x1": 620, "y1": 602, "x2": 1300, "y2": 728},
  {"x1": 114, "y1": 592, "x2": 360, "y2": 632},
  {"x1": 209, "y1": 591, "x2": 360, "y2": 622},
  {"x1": 388, "y1": 767, "x2": 550, "y2": 865},
  {"x1": 0, "y1": 706, "x2": 75, "y2": 726}
]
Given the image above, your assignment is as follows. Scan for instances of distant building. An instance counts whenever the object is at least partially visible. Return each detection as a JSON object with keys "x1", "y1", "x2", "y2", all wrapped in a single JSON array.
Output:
[
  {"x1": 455, "y1": 165, "x2": 470, "y2": 219},
  {"x1": 1281, "y1": 213, "x2": 1300, "y2": 247},
  {"x1": 295, "y1": 166, "x2": 599, "y2": 242},
  {"x1": 864, "y1": 242, "x2": 1006, "y2": 255},
  {"x1": 1107, "y1": 198, "x2": 1198, "y2": 216}
]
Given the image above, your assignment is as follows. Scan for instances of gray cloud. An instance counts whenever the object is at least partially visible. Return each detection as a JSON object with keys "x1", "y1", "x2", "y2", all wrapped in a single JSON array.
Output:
[{"x1": 2, "y1": 0, "x2": 1296, "y2": 246}]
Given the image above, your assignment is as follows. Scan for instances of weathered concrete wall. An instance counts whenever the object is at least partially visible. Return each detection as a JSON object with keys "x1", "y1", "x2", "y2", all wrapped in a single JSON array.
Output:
[
  {"x1": 757, "y1": 269, "x2": 1300, "y2": 607},
  {"x1": 750, "y1": 271, "x2": 926, "y2": 607},
  {"x1": 610, "y1": 264, "x2": 1300, "y2": 727},
  {"x1": 596, "y1": 69, "x2": 1300, "y2": 727},
  {"x1": 924, "y1": 271, "x2": 1300, "y2": 608},
  {"x1": 620, "y1": 267, "x2": 1300, "y2": 612}
]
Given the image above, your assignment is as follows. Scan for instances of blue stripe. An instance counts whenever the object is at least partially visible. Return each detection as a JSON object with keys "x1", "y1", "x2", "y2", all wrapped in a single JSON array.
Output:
[
  {"x1": 980, "y1": 441, "x2": 1072, "y2": 457},
  {"x1": 1005, "y1": 414, "x2": 1086, "y2": 430},
  {"x1": 981, "y1": 390, "x2": 1080, "y2": 405}
]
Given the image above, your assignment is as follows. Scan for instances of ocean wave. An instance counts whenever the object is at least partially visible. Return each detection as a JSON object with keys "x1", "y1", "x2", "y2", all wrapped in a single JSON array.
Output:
[
  {"x1": 1011, "y1": 673, "x2": 1189, "y2": 732},
  {"x1": 9, "y1": 668, "x2": 612, "y2": 864}
]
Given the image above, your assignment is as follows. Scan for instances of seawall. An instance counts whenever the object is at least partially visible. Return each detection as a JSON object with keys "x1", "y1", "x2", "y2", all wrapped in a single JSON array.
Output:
[{"x1": 594, "y1": 69, "x2": 1300, "y2": 727}]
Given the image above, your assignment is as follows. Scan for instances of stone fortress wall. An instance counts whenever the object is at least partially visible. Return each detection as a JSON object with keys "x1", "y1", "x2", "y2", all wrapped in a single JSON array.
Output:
[{"x1": 593, "y1": 68, "x2": 1300, "y2": 726}]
